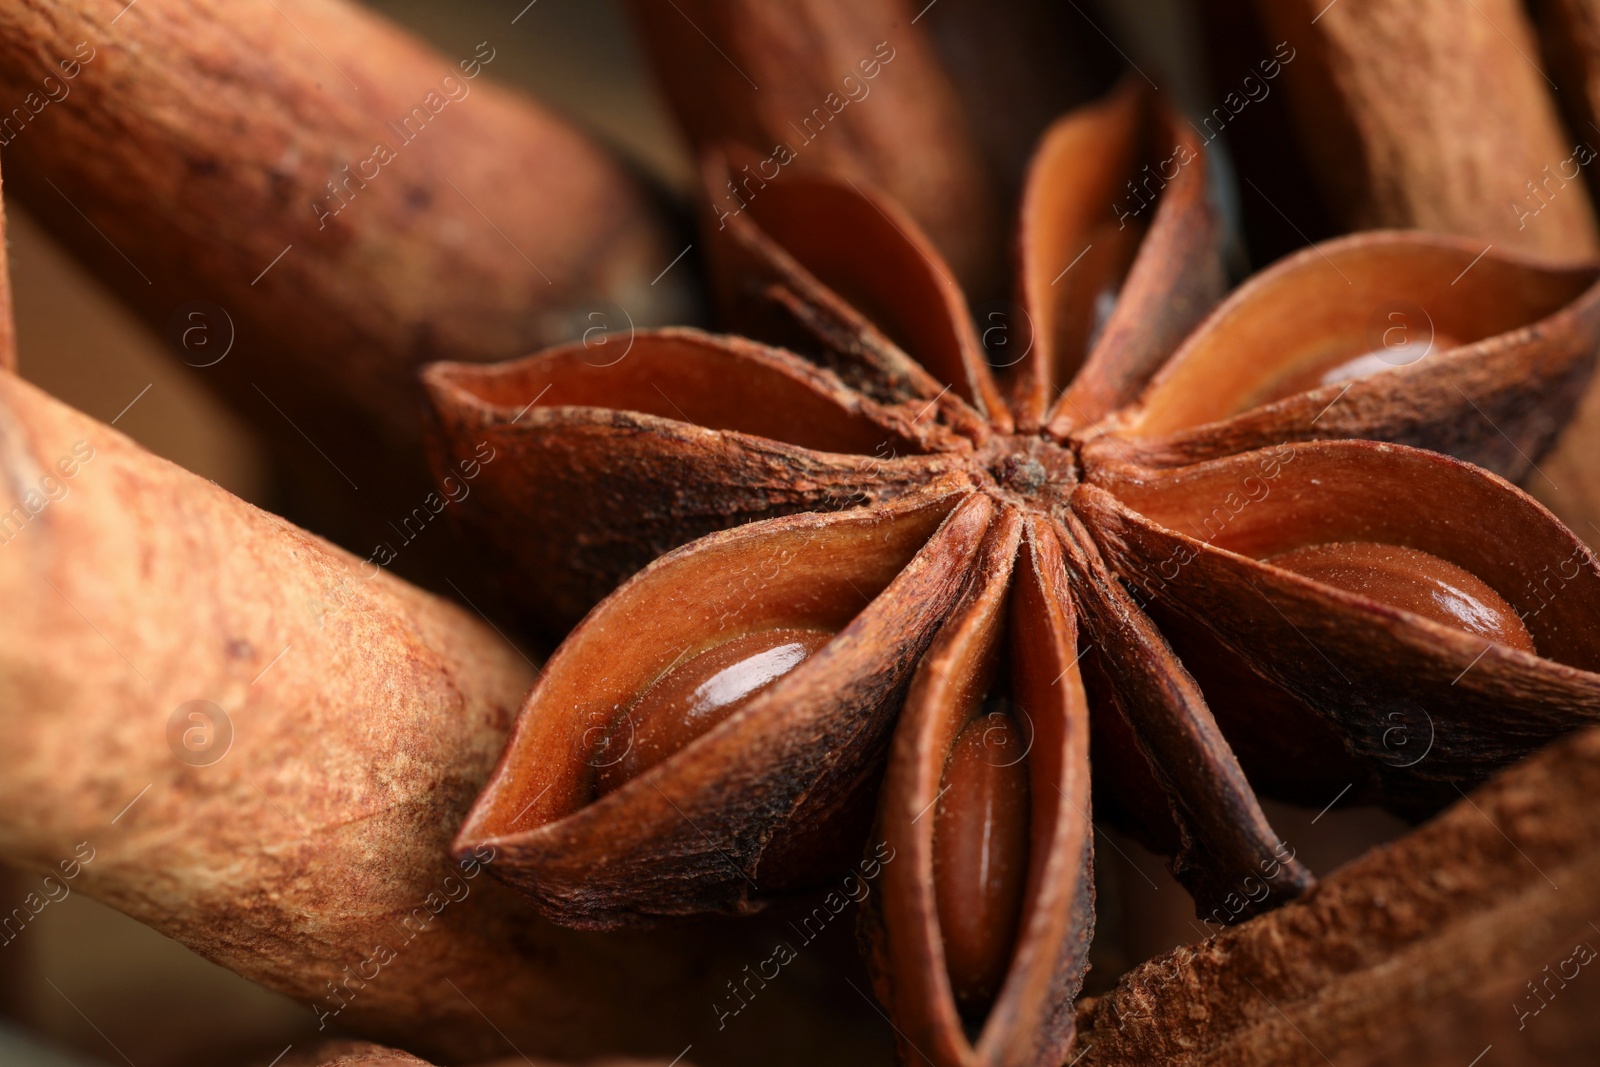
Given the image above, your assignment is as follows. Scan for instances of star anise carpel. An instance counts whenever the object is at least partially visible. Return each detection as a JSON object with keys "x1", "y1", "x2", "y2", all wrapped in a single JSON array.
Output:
[{"x1": 425, "y1": 81, "x2": 1600, "y2": 1067}]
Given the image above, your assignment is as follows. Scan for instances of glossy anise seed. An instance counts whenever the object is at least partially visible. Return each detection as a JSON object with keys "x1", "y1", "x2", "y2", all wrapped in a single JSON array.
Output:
[
  {"x1": 1269, "y1": 542, "x2": 1535, "y2": 653},
  {"x1": 596, "y1": 627, "x2": 834, "y2": 794},
  {"x1": 1247, "y1": 327, "x2": 1464, "y2": 408},
  {"x1": 933, "y1": 706, "x2": 1030, "y2": 1019}
]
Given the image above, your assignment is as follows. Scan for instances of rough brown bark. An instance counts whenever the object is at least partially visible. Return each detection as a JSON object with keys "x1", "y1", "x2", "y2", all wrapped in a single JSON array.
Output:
[
  {"x1": 626, "y1": 0, "x2": 1000, "y2": 295},
  {"x1": 0, "y1": 0, "x2": 687, "y2": 570},
  {"x1": 1070, "y1": 727, "x2": 1600, "y2": 1065},
  {"x1": 1252, "y1": 0, "x2": 1600, "y2": 259},
  {"x1": 0, "y1": 157, "x2": 14, "y2": 371},
  {"x1": 0, "y1": 371, "x2": 846, "y2": 1065}
]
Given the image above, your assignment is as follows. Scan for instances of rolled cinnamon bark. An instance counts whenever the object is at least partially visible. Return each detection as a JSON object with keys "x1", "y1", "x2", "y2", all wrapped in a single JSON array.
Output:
[
  {"x1": 1072, "y1": 727, "x2": 1600, "y2": 1065},
  {"x1": 285, "y1": 1041, "x2": 696, "y2": 1067},
  {"x1": 1247, "y1": 0, "x2": 1600, "y2": 259},
  {"x1": 626, "y1": 0, "x2": 999, "y2": 295},
  {"x1": 0, "y1": 160, "x2": 14, "y2": 373},
  {"x1": 1525, "y1": 0, "x2": 1600, "y2": 548},
  {"x1": 1529, "y1": 0, "x2": 1600, "y2": 209},
  {"x1": 0, "y1": 371, "x2": 846, "y2": 1064},
  {"x1": 0, "y1": 0, "x2": 687, "y2": 556}
]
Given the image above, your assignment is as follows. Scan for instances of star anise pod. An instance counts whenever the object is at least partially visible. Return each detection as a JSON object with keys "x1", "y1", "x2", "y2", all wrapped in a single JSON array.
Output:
[{"x1": 423, "y1": 75, "x2": 1600, "y2": 1066}]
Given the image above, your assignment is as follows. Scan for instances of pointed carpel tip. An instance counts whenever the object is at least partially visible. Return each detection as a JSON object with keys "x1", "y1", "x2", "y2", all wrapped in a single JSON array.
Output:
[{"x1": 451, "y1": 798, "x2": 509, "y2": 863}]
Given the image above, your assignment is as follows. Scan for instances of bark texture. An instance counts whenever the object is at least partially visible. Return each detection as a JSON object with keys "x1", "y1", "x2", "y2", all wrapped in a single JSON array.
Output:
[
  {"x1": 1254, "y1": 0, "x2": 1600, "y2": 259},
  {"x1": 0, "y1": 158, "x2": 14, "y2": 372},
  {"x1": 0, "y1": 0, "x2": 687, "y2": 562},
  {"x1": 1071, "y1": 727, "x2": 1600, "y2": 1065}
]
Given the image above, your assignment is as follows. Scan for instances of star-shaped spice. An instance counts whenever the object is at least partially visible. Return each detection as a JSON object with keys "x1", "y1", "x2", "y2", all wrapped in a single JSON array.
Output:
[{"x1": 426, "y1": 83, "x2": 1600, "y2": 1066}]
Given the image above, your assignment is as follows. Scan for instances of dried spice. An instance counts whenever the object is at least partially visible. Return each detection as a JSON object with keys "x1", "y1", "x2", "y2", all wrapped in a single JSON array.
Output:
[
  {"x1": 1071, "y1": 726, "x2": 1600, "y2": 1065},
  {"x1": 1534, "y1": 0, "x2": 1600, "y2": 192},
  {"x1": 4, "y1": 0, "x2": 1600, "y2": 1064},
  {"x1": 0, "y1": 373, "x2": 868, "y2": 1064},
  {"x1": 1243, "y1": 0, "x2": 1600, "y2": 259},
  {"x1": 628, "y1": 0, "x2": 1001, "y2": 294},
  {"x1": 1210, "y1": 1, "x2": 1600, "y2": 625},
  {"x1": 0, "y1": 0, "x2": 689, "y2": 565},
  {"x1": 431, "y1": 81, "x2": 1600, "y2": 1065},
  {"x1": 0, "y1": 161, "x2": 14, "y2": 373}
]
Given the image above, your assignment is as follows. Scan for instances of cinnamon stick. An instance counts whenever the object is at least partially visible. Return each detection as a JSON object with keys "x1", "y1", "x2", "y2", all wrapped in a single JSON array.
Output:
[
  {"x1": 1523, "y1": 0, "x2": 1600, "y2": 550},
  {"x1": 0, "y1": 0, "x2": 686, "y2": 558},
  {"x1": 0, "y1": 159, "x2": 15, "y2": 373},
  {"x1": 1071, "y1": 727, "x2": 1600, "y2": 1065},
  {"x1": 627, "y1": 0, "x2": 1000, "y2": 295},
  {"x1": 0, "y1": 372, "x2": 853, "y2": 1064},
  {"x1": 1248, "y1": 0, "x2": 1600, "y2": 259},
  {"x1": 1528, "y1": 0, "x2": 1600, "y2": 211},
  {"x1": 285, "y1": 1041, "x2": 695, "y2": 1067}
]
